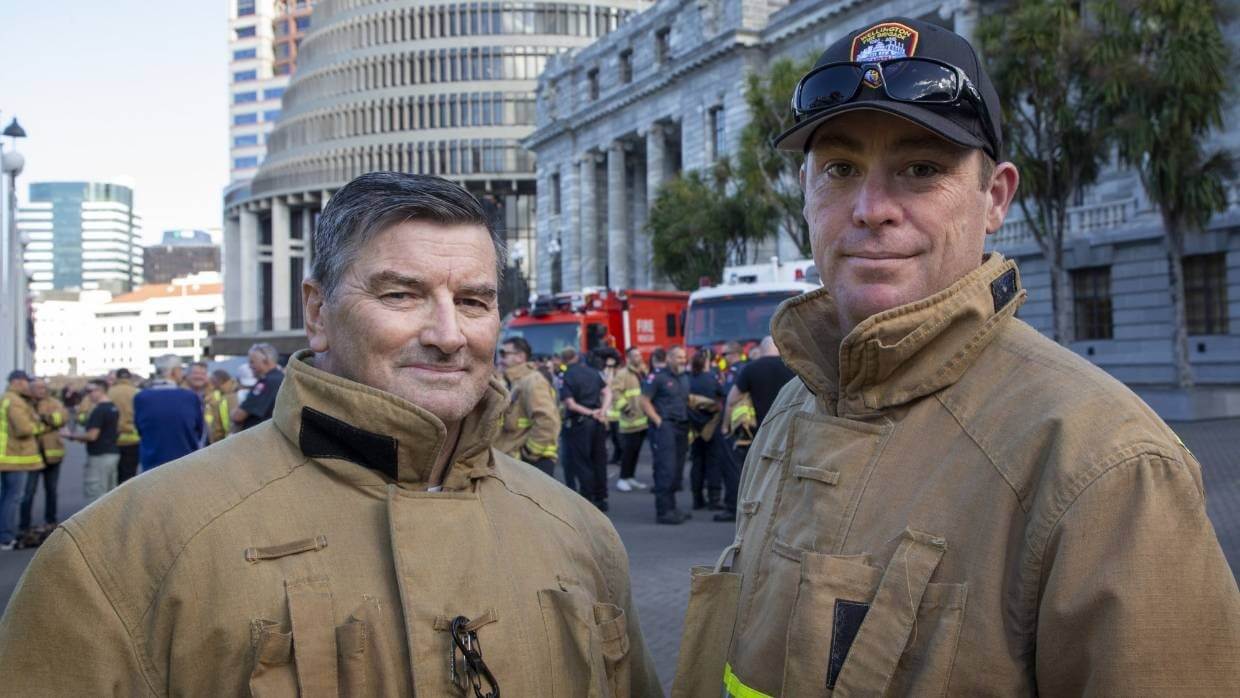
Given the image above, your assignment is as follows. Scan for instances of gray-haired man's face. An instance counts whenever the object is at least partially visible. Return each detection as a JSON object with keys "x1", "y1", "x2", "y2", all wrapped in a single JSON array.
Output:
[{"x1": 305, "y1": 220, "x2": 501, "y2": 425}]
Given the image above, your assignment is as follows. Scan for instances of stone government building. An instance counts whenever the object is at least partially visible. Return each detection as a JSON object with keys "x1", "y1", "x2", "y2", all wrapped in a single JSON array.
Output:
[
  {"x1": 525, "y1": 0, "x2": 1240, "y2": 419},
  {"x1": 218, "y1": 0, "x2": 653, "y2": 356}
]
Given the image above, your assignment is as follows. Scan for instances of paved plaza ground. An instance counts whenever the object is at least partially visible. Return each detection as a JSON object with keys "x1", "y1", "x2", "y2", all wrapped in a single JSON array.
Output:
[{"x1": 1, "y1": 418, "x2": 1236, "y2": 691}]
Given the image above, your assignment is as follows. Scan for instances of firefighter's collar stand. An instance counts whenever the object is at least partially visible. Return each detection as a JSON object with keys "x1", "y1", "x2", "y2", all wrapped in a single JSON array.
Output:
[
  {"x1": 773, "y1": 253, "x2": 1025, "y2": 418},
  {"x1": 273, "y1": 349, "x2": 508, "y2": 491}
]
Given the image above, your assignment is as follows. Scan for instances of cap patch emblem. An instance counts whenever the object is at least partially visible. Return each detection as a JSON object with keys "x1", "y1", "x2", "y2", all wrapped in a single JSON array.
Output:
[{"x1": 851, "y1": 22, "x2": 920, "y2": 73}]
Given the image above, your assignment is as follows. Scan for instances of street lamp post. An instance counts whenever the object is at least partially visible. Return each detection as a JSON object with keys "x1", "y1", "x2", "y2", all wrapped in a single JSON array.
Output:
[{"x1": 0, "y1": 116, "x2": 29, "y2": 373}]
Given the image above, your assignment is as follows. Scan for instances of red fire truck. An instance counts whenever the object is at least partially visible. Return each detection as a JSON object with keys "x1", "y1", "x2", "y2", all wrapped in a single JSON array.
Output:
[{"x1": 503, "y1": 289, "x2": 690, "y2": 360}]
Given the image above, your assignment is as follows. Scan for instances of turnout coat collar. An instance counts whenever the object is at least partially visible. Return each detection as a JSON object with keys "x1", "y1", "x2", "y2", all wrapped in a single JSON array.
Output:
[
  {"x1": 272, "y1": 349, "x2": 510, "y2": 491},
  {"x1": 772, "y1": 253, "x2": 1025, "y2": 417}
]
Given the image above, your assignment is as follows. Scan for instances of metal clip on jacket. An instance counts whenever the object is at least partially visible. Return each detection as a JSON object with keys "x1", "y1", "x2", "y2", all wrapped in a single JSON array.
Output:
[{"x1": 449, "y1": 615, "x2": 500, "y2": 698}]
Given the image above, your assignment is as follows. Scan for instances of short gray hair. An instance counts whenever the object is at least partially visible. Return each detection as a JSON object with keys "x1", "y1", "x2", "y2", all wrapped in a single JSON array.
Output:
[
  {"x1": 312, "y1": 172, "x2": 507, "y2": 299},
  {"x1": 153, "y1": 354, "x2": 182, "y2": 378},
  {"x1": 248, "y1": 343, "x2": 279, "y2": 365}
]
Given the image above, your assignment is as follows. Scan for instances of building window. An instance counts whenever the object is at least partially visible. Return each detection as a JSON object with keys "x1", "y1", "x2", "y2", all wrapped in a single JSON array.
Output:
[
  {"x1": 234, "y1": 156, "x2": 260, "y2": 169},
  {"x1": 200, "y1": 322, "x2": 217, "y2": 334},
  {"x1": 709, "y1": 105, "x2": 725, "y2": 161},
  {"x1": 233, "y1": 112, "x2": 258, "y2": 125},
  {"x1": 263, "y1": 87, "x2": 285, "y2": 100},
  {"x1": 149, "y1": 324, "x2": 168, "y2": 333},
  {"x1": 173, "y1": 322, "x2": 195, "y2": 332},
  {"x1": 233, "y1": 134, "x2": 260, "y2": 147},
  {"x1": 587, "y1": 68, "x2": 599, "y2": 101},
  {"x1": 173, "y1": 339, "x2": 196, "y2": 349},
  {"x1": 233, "y1": 48, "x2": 257, "y2": 60},
  {"x1": 274, "y1": 63, "x2": 291, "y2": 76},
  {"x1": 1185, "y1": 253, "x2": 1229, "y2": 335},
  {"x1": 619, "y1": 49, "x2": 632, "y2": 84},
  {"x1": 233, "y1": 69, "x2": 257, "y2": 82},
  {"x1": 236, "y1": 25, "x2": 256, "y2": 39},
  {"x1": 237, "y1": 0, "x2": 256, "y2": 17},
  {"x1": 551, "y1": 172, "x2": 561, "y2": 215},
  {"x1": 234, "y1": 91, "x2": 258, "y2": 104},
  {"x1": 1072, "y1": 266, "x2": 1113, "y2": 341},
  {"x1": 655, "y1": 27, "x2": 671, "y2": 64},
  {"x1": 149, "y1": 340, "x2": 169, "y2": 349},
  {"x1": 263, "y1": 109, "x2": 282, "y2": 122},
  {"x1": 295, "y1": 16, "x2": 311, "y2": 30}
]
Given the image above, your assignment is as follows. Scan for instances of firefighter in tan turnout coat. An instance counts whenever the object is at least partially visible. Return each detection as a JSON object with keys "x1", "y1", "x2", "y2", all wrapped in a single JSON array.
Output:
[
  {"x1": 0, "y1": 173, "x2": 660, "y2": 696},
  {"x1": 673, "y1": 17, "x2": 1239, "y2": 697},
  {"x1": 496, "y1": 335, "x2": 562, "y2": 476}
]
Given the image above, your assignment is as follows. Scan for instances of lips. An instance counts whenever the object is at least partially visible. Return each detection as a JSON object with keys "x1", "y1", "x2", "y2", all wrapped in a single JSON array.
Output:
[{"x1": 405, "y1": 364, "x2": 467, "y2": 374}]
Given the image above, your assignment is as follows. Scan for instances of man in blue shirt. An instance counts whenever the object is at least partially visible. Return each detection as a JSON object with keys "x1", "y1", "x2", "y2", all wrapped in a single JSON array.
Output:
[{"x1": 134, "y1": 355, "x2": 205, "y2": 471}]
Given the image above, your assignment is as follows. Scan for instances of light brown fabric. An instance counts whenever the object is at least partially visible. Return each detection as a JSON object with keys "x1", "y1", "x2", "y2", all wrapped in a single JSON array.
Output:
[
  {"x1": 611, "y1": 366, "x2": 649, "y2": 434},
  {"x1": 33, "y1": 396, "x2": 68, "y2": 463},
  {"x1": 108, "y1": 379, "x2": 140, "y2": 445},
  {"x1": 0, "y1": 350, "x2": 661, "y2": 697},
  {"x1": 0, "y1": 389, "x2": 41, "y2": 470},
  {"x1": 496, "y1": 361, "x2": 562, "y2": 461},
  {"x1": 684, "y1": 254, "x2": 1240, "y2": 695}
]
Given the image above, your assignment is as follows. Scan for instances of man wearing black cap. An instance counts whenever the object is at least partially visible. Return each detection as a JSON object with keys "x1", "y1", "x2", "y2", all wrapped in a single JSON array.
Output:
[{"x1": 673, "y1": 17, "x2": 1239, "y2": 696}]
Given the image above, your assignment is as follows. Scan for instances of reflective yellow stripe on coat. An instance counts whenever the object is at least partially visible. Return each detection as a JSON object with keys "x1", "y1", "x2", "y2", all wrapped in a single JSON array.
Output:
[
  {"x1": 723, "y1": 664, "x2": 774, "y2": 698},
  {"x1": 0, "y1": 398, "x2": 42, "y2": 466}
]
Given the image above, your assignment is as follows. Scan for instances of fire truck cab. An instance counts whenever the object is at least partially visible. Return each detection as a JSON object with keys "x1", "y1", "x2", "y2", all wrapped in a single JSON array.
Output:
[
  {"x1": 685, "y1": 257, "x2": 819, "y2": 355},
  {"x1": 503, "y1": 289, "x2": 689, "y2": 360}
]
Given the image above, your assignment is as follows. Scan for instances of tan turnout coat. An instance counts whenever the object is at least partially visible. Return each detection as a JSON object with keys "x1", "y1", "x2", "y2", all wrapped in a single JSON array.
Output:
[
  {"x1": 673, "y1": 254, "x2": 1239, "y2": 697},
  {"x1": 0, "y1": 350, "x2": 660, "y2": 696},
  {"x1": 496, "y1": 361, "x2": 562, "y2": 462},
  {"x1": 108, "y1": 378, "x2": 140, "y2": 446}
]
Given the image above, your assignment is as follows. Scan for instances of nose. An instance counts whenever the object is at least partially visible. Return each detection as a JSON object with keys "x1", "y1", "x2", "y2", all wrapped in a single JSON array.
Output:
[
  {"x1": 851, "y1": 172, "x2": 902, "y2": 231},
  {"x1": 419, "y1": 290, "x2": 468, "y2": 355}
]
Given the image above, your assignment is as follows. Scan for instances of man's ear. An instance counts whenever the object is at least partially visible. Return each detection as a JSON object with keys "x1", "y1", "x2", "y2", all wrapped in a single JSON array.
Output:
[
  {"x1": 303, "y1": 279, "x2": 329, "y2": 353},
  {"x1": 985, "y1": 161, "x2": 1020, "y2": 234}
]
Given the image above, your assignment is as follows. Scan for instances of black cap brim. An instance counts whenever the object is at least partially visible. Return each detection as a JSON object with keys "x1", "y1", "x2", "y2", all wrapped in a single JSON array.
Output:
[{"x1": 773, "y1": 101, "x2": 993, "y2": 157}]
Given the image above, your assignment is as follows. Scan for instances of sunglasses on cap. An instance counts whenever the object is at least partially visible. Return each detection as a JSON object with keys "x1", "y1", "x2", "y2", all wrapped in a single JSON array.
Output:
[{"x1": 792, "y1": 56, "x2": 999, "y2": 159}]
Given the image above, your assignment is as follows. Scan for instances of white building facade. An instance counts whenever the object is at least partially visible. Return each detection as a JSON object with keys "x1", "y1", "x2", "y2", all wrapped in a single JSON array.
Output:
[
  {"x1": 19, "y1": 180, "x2": 143, "y2": 293},
  {"x1": 31, "y1": 273, "x2": 225, "y2": 378},
  {"x1": 219, "y1": 0, "x2": 651, "y2": 355}
]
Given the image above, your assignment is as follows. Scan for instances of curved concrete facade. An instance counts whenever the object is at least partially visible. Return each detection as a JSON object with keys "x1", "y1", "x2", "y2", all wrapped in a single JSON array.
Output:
[{"x1": 222, "y1": 0, "x2": 650, "y2": 346}]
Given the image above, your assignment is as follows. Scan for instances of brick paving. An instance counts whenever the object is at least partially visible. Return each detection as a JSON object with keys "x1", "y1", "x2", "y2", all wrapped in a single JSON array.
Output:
[{"x1": 1, "y1": 419, "x2": 1236, "y2": 692}]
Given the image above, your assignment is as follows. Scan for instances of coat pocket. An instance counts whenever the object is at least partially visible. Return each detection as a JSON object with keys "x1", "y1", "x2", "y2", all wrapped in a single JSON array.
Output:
[
  {"x1": 781, "y1": 530, "x2": 967, "y2": 697},
  {"x1": 250, "y1": 620, "x2": 298, "y2": 698},
  {"x1": 670, "y1": 565, "x2": 741, "y2": 698},
  {"x1": 537, "y1": 588, "x2": 631, "y2": 698}
]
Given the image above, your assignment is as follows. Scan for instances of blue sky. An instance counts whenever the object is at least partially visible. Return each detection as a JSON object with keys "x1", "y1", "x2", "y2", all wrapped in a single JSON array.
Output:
[{"x1": 0, "y1": 1, "x2": 229, "y2": 243}]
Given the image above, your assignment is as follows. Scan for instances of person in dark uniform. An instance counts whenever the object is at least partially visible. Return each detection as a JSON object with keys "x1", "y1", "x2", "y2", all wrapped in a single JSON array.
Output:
[
  {"x1": 558, "y1": 347, "x2": 611, "y2": 511},
  {"x1": 714, "y1": 341, "x2": 747, "y2": 522},
  {"x1": 640, "y1": 345, "x2": 692, "y2": 524},
  {"x1": 687, "y1": 351, "x2": 725, "y2": 511},
  {"x1": 231, "y1": 343, "x2": 285, "y2": 430}
]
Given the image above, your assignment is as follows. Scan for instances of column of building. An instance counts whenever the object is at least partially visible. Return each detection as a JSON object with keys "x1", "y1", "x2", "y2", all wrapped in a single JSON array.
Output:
[
  {"x1": 642, "y1": 123, "x2": 668, "y2": 289},
  {"x1": 271, "y1": 196, "x2": 291, "y2": 331},
  {"x1": 578, "y1": 152, "x2": 601, "y2": 288},
  {"x1": 606, "y1": 141, "x2": 628, "y2": 289},
  {"x1": 535, "y1": 166, "x2": 555, "y2": 295},
  {"x1": 238, "y1": 209, "x2": 260, "y2": 327}
]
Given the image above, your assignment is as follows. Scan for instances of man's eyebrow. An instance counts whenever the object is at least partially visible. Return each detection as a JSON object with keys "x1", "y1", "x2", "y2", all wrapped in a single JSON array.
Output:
[
  {"x1": 890, "y1": 135, "x2": 970, "y2": 158},
  {"x1": 365, "y1": 270, "x2": 428, "y2": 291},
  {"x1": 458, "y1": 282, "x2": 498, "y2": 300}
]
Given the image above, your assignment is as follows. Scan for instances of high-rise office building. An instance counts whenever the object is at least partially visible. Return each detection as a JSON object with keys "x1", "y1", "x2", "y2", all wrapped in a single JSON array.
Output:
[
  {"x1": 20, "y1": 180, "x2": 143, "y2": 293},
  {"x1": 228, "y1": 0, "x2": 317, "y2": 185}
]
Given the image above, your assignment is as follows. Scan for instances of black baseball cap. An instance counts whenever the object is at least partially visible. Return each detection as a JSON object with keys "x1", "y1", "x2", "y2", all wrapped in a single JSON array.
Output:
[
  {"x1": 773, "y1": 17, "x2": 1002, "y2": 159},
  {"x1": 6, "y1": 370, "x2": 30, "y2": 382}
]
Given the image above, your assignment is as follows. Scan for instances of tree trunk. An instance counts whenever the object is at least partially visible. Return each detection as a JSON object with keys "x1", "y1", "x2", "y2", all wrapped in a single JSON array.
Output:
[
  {"x1": 1049, "y1": 257, "x2": 1073, "y2": 345},
  {"x1": 1165, "y1": 217, "x2": 1194, "y2": 388}
]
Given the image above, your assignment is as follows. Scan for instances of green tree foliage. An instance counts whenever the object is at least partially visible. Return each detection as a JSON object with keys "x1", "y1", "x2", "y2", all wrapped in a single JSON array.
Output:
[
  {"x1": 980, "y1": 0, "x2": 1109, "y2": 344},
  {"x1": 647, "y1": 159, "x2": 775, "y2": 290},
  {"x1": 1094, "y1": 0, "x2": 1234, "y2": 387},
  {"x1": 736, "y1": 55, "x2": 817, "y2": 257}
]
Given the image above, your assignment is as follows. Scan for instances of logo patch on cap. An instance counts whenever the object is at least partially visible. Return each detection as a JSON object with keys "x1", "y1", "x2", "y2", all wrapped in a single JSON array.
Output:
[{"x1": 851, "y1": 22, "x2": 920, "y2": 88}]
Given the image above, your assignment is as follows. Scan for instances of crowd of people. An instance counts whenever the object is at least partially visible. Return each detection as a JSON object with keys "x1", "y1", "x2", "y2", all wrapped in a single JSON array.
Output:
[
  {"x1": 495, "y1": 334, "x2": 795, "y2": 524},
  {"x1": 0, "y1": 342, "x2": 286, "y2": 550}
]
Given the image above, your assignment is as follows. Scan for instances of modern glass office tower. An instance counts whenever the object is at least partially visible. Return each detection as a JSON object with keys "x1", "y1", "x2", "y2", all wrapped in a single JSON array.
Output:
[{"x1": 20, "y1": 181, "x2": 143, "y2": 293}]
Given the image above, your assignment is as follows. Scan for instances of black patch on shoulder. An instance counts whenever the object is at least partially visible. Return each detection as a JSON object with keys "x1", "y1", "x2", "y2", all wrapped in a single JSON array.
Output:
[
  {"x1": 827, "y1": 599, "x2": 870, "y2": 689},
  {"x1": 299, "y1": 406, "x2": 398, "y2": 481},
  {"x1": 990, "y1": 267, "x2": 1018, "y2": 312}
]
